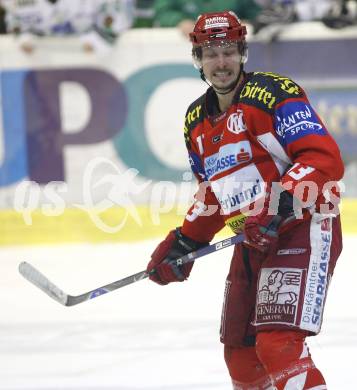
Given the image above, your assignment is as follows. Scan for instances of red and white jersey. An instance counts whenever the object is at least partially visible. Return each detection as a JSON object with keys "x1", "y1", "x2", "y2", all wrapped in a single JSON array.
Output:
[{"x1": 181, "y1": 71, "x2": 344, "y2": 243}]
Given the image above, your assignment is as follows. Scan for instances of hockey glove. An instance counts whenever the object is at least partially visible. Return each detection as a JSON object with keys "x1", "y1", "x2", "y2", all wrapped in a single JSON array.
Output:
[
  {"x1": 244, "y1": 191, "x2": 295, "y2": 253},
  {"x1": 146, "y1": 228, "x2": 208, "y2": 285}
]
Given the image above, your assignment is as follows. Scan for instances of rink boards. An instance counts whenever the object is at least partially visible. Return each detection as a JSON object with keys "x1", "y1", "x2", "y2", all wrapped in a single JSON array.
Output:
[{"x1": 0, "y1": 199, "x2": 356, "y2": 245}]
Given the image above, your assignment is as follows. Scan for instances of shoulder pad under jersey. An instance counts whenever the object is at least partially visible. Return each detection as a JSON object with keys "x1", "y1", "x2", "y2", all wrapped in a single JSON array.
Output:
[
  {"x1": 184, "y1": 94, "x2": 205, "y2": 147},
  {"x1": 239, "y1": 72, "x2": 304, "y2": 113}
]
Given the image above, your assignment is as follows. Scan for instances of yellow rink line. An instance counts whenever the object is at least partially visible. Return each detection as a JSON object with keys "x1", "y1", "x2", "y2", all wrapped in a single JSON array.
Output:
[
  {"x1": 0, "y1": 206, "x2": 189, "y2": 245},
  {"x1": 0, "y1": 200, "x2": 356, "y2": 246}
]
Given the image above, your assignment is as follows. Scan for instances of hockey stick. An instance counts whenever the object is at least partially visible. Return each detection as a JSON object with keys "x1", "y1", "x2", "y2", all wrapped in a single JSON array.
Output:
[{"x1": 18, "y1": 233, "x2": 245, "y2": 307}]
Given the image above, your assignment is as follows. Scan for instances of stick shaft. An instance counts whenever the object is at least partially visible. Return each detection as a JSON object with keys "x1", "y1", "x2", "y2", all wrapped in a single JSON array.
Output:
[{"x1": 19, "y1": 233, "x2": 245, "y2": 306}]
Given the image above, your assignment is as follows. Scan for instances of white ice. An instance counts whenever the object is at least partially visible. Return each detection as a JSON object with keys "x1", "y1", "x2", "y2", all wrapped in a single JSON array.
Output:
[{"x1": 0, "y1": 235, "x2": 356, "y2": 390}]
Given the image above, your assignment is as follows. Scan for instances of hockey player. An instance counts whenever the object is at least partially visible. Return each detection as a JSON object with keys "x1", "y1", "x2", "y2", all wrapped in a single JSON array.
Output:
[{"x1": 146, "y1": 10, "x2": 344, "y2": 390}]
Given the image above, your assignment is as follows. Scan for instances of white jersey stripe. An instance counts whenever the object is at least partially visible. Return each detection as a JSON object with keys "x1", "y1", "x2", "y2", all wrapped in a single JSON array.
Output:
[
  {"x1": 282, "y1": 342, "x2": 310, "y2": 389},
  {"x1": 300, "y1": 214, "x2": 333, "y2": 333}
]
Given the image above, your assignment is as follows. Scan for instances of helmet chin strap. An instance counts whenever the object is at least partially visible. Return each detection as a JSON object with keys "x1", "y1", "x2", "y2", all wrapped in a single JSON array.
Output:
[{"x1": 200, "y1": 64, "x2": 244, "y2": 96}]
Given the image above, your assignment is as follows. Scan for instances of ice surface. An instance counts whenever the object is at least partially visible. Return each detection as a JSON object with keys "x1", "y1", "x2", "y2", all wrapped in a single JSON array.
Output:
[{"x1": 0, "y1": 236, "x2": 355, "y2": 389}]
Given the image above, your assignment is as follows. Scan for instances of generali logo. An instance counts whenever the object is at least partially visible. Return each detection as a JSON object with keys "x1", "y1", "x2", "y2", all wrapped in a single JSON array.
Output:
[{"x1": 227, "y1": 109, "x2": 247, "y2": 135}]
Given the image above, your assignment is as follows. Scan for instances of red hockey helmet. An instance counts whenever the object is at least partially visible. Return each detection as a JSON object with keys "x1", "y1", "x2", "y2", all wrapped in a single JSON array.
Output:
[
  {"x1": 190, "y1": 11, "x2": 248, "y2": 67},
  {"x1": 189, "y1": 11, "x2": 247, "y2": 47}
]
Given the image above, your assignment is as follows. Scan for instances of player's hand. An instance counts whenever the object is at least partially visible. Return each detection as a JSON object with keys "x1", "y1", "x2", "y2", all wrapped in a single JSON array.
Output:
[
  {"x1": 146, "y1": 228, "x2": 208, "y2": 285},
  {"x1": 244, "y1": 209, "x2": 282, "y2": 253},
  {"x1": 244, "y1": 191, "x2": 295, "y2": 253}
]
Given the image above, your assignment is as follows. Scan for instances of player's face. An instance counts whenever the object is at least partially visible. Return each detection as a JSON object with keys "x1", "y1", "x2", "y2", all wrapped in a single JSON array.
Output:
[{"x1": 201, "y1": 42, "x2": 241, "y2": 90}]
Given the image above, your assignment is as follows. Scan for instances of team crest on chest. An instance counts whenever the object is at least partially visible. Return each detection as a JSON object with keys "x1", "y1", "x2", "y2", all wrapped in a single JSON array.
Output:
[{"x1": 227, "y1": 109, "x2": 247, "y2": 135}]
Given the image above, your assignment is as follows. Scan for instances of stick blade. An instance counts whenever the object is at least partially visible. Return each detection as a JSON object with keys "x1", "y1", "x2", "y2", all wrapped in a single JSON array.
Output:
[{"x1": 19, "y1": 262, "x2": 68, "y2": 306}]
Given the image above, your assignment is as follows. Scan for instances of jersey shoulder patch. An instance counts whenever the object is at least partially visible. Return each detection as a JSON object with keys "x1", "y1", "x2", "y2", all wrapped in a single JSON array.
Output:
[
  {"x1": 239, "y1": 72, "x2": 304, "y2": 113},
  {"x1": 184, "y1": 94, "x2": 205, "y2": 147}
]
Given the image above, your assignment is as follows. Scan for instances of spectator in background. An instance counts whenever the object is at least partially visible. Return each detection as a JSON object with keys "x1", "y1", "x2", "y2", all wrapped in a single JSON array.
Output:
[
  {"x1": 0, "y1": 1, "x2": 6, "y2": 34},
  {"x1": 253, "y1": 0, "x2": 357, "y2": 34},
  {"x1": 82, "y1": 0, "x2": 135, "y2": 52},
  {"x1": 252, "y1": 0, "x2": 296, "y2": 33},
  {"x1": 2, "y1": 0, "x2": 134, "y2": 54},
  {"x1": 294, "y1": 0, "x2": 335, "y2": 21},
  {"x1": 322, "y1": 0, "x2": 357, "y2": 28},
  {"x1": 134, "y1": 0, "x2": 155, "y2": 27},
  {"x1": 153, "y1": 0, "x2": 262, "y2": 37}
]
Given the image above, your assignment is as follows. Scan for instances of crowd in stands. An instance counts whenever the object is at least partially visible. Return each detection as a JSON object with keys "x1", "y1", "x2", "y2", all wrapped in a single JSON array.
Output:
[
  {"x1": 0, "y1": 0, "x2": 135, "y2": 53},
  {"x1": 0, "y1": 0, "x2": 356, "y2": 53}
]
